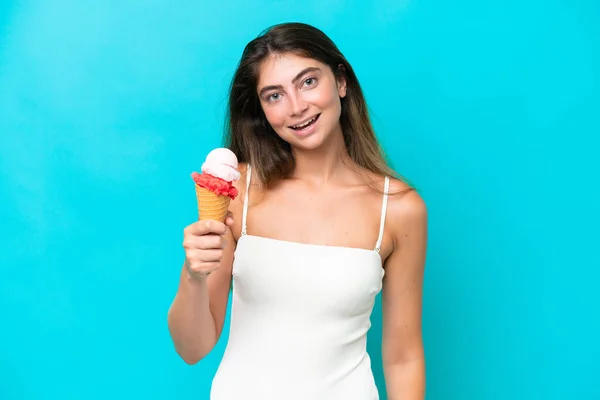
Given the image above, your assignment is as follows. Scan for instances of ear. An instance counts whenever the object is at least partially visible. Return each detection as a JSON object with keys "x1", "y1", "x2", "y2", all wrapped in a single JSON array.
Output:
[{"x1": 336, "y1": 63, "x2": 347, "y2": 98}]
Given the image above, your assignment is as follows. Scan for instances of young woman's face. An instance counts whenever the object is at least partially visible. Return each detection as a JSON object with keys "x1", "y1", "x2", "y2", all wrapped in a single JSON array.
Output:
[{"x1": 256, "y1": 53, "x2": 347, "y2": 150}]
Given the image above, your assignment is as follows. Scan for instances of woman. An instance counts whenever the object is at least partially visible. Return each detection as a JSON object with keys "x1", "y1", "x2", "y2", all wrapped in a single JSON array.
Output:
[{"x1": 168, "y1": 22, "x2": 427, "y2": 400}]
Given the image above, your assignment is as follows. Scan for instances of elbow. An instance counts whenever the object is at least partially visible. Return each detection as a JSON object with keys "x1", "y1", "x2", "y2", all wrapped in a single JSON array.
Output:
[
  {"x1": 172, "y1": 342, "x2": 209, "y2": 366},
  {"x1": 178, "y1": 342, "x2": 217, "y2": 365},
  {"x1": 180, "y1": 351, "x2": 202, "y2": 365},
  {"x1": 173, "y1": 342, "x2": 208, "y2": 365},
  {"x1": 167, "y1": 312, "x2": 206, "y2": 366},
  {"x1": 167, "y1": 305, "x2": 218, "y2": 366}
]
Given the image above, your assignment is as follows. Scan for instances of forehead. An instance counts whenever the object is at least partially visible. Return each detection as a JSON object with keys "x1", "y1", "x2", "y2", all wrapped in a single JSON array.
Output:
[{"x1": 257, "y1": 53, "x2": 327, "y2": 87}]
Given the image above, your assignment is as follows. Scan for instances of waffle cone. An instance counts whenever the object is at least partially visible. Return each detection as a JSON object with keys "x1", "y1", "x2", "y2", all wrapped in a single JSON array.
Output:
[{"x1": 195, "y1": 185, "x2": 231, "y2": 222}]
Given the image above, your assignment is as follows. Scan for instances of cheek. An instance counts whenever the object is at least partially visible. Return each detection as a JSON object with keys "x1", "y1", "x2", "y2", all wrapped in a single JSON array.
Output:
[
  {"x1": 262, "y1": 106, "x2": 287, "y2": 128},
  {"x1": 314, "y1": 85, "x2": 340, "y2": 108}
]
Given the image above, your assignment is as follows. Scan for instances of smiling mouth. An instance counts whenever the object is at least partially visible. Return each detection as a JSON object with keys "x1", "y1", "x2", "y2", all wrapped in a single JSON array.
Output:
[{"x1": 289, "y1": 114, "x2": 320, "y2": 130}]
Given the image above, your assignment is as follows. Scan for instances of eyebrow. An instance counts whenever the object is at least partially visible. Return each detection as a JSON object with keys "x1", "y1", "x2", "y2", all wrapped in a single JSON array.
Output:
[{"x1": 258, "y1": 67, "x2": 321, "y2": 97}]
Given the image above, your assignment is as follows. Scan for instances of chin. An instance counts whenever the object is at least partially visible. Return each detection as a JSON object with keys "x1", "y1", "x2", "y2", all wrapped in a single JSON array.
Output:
[
  {"x1": 280, "y1": 122, "x2": 341, "y2": 152},
  {"x1": 282, "y1": 131, "x2": 328, "y2": 151}
]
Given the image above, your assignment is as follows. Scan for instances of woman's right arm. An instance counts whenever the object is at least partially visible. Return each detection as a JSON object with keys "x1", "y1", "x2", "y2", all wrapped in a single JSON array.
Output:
[{"x1": 167, "y1": 216, "x2": 236, "y2": 365}]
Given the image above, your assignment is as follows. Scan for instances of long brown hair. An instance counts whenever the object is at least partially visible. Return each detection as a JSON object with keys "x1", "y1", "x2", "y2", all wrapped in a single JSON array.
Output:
[{"x1": 223, "y1": 22, "x2": 414, "y2": 194}]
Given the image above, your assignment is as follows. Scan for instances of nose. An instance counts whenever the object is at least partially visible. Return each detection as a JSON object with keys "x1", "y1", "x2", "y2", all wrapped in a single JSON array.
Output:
[{"x1": 288, "y1": 92, "x2": 308, "y2": 116}]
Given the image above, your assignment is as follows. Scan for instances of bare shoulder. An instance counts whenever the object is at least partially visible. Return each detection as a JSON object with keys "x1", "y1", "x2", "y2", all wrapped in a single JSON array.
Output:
[
  {"x1": 385, "y1": 177, "x2": 428, "y2": 247},
  {"x1": 363, "y1": 170, "x2": 426, "y2": 222}
]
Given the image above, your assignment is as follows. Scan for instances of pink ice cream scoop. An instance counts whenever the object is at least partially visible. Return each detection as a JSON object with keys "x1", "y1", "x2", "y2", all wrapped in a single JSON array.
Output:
[{"x1": 201, "y1": 148, "x2": 241, "y2": 182}]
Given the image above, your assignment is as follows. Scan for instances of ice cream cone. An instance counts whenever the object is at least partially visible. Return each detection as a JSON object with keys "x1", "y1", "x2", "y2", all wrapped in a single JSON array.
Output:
[{"x1": 195, "y1": 185, "x2": 231, "y2": 222}]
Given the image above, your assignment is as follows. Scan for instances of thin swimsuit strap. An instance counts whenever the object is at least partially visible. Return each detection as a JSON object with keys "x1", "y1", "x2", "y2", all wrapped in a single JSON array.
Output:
[
  {"x1": 240, "y1": 165, "x2": 252, "y2": 236},
  {"x1": 375, "y1": 176, "x2": 390, "y2": 253},
  {"x1": 240, "y1": 164, "x2": 390, "y2": 252}
]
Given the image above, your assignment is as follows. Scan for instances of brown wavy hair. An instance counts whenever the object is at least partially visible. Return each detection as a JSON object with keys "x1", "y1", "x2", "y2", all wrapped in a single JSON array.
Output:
[{"x1": 223, "y1": 22, "x2": 414, "y2": 194}]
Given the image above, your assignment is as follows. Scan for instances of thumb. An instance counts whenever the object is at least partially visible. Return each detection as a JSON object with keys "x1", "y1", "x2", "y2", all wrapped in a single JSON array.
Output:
[{"x1": 224, "y1": 211, "x2": 234, "y2": 227}]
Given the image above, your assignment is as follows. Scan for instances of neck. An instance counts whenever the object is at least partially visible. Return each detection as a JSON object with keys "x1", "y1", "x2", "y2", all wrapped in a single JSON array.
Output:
[{"x1": 290, "y1": 125, "x2": 352, "y2": 185}]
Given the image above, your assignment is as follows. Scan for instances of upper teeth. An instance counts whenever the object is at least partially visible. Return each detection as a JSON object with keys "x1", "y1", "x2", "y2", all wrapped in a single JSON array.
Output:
[{"x1": 292, "y1": 116, "x2": 316, "y2": 129}]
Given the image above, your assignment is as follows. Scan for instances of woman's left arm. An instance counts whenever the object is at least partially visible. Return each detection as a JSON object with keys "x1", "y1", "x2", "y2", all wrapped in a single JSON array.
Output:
[{"x1": 381, "y1": 189, "x2": 428, "y2": 400}]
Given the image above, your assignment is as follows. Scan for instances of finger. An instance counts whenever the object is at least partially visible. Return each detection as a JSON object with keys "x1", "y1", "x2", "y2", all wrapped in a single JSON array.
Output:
[
  {"x1": 186, "y1": 219, "x2": 227, "y2": 236},
  {"x1": 184, "y1": 234, "x2": 223, "y2": 250},
  {"x1": 196, "y1": 248, "x2": 224, "y2": 263},
  {"x1": 188, "y1": 262, "x2": 220, "y2": 277},
  {"x1": 201, "y1": 262, "x2": 220, "y2": 272}
]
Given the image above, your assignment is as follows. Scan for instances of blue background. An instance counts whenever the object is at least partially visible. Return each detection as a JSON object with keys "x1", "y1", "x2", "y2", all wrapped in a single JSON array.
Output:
[{"x1": 1, "y1": 0, "x2": 599, "y2": 399}]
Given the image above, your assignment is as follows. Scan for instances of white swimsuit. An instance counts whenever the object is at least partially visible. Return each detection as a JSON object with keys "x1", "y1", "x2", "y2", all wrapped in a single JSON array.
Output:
[{"x1": 210, "y1": 166, "x2": 390, "y2": 400}]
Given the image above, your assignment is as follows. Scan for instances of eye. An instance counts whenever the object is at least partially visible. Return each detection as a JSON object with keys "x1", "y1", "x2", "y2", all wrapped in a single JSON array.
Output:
[
  {"x1": 303, "y1": 77, "x2": 317, "y2": 87},
  {"x1": 266, "y1": 92, "x2": 281, "y2": 102}
]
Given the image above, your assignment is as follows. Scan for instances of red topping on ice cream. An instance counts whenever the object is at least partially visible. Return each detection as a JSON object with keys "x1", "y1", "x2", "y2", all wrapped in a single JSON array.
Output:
[{"x1": 191, "y1": 172, "x2": 239, "y2": 200}]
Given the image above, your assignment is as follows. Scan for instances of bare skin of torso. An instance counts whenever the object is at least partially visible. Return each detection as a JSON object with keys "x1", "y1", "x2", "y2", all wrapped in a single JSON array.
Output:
[{"x1": 229, "y1": 163, "x2": 396, "y2": 263}]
